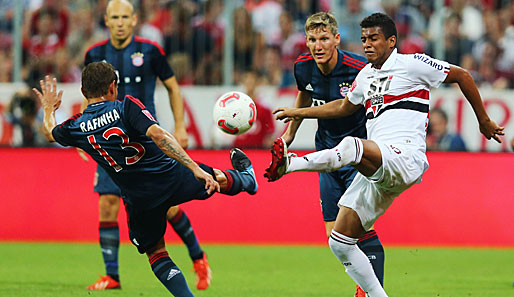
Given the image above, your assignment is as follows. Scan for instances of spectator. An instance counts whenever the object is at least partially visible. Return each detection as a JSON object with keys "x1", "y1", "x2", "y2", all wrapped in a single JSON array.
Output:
[
  {"x1": 259, "y1": 45, "x2": 283, "y2": 86},
  {"x1": 232, "y1": 6, "x2": 264, "y2": 83},
  {"x1": 278, "y1": 11, "x2": 307, "y2": 87},
  {"x1": 338, "y1": 0, "x2": 372, "y2": 54},
  {"x1": 28, "y1": 0, "x2": 70, "y2": 44},
  {"x1": 6, "y1": 88, "x2": 47, "y2": 147},
  {"x1": 426, "y1": 108, "x2": 467, "y2": 151},
  {"x1": 246, "y1": 0, "x2": 283, "y2": 45},
  {"x1": 442, "y1": 13, "x2": 473, "y2": 65},
  {"x1": 233, "y1": 70, "x2": 275, "y2": 148}
]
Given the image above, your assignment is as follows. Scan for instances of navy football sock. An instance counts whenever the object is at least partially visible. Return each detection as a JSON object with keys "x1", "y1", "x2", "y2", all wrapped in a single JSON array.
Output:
[
  {"x1": 222, "y1": 169, "x2": 254, "y2": 195},
  {"x1": 149, "y1": 251, "x2": 194, "y2": 297},
  {"x1": 168, "y1": 208, "x2": 203, "y2": 260},
  {"x1": 357, "y1": 230, "x2": 385, "y2": 286},
  {"x1": 99, "y1": 222, "x2": 120, "y2": 280}
]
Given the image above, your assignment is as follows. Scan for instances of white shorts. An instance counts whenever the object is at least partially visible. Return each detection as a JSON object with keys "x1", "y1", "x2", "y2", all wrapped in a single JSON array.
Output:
[{"x1": 338, "y1": 141, "x2": 429, "y2": 230}]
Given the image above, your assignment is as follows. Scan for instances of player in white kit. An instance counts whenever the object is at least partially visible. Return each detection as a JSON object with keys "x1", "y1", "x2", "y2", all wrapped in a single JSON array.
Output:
[{"x1": 267, "y1": 13, "x2": 504, "y2": 297}]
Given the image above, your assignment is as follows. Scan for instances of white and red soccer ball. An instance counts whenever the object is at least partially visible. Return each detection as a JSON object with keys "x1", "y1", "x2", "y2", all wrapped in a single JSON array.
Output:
[{"x1": 213, "y1": 91, "x2": 257, "y2": 135}]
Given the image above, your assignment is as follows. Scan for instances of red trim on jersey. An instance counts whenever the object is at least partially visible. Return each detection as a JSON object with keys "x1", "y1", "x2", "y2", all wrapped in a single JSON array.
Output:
[
  {"x1": 134, "y1": 35, "x2": 166, "y2": 56},
  {"x1": 59, "y1": 113, "x2": 82, "y2": 127},
  {"x1": 99, "y1": 222, "x2": 119, "y2": 228},
  {"x1": 84, "y1": 39, "x2": 109, "y2": 60},
  {"x1": 342, "y1": 54, "x2": 367, "y2": 67},
  {"x1": 295, "y1": 53, "x2": 313, "y2": 64},
  {"x1": 341, "y1": 61, "x2": 364, "y2": 70},
  {"x1": 364, "y1": 89, "x2": 429, "y2": 109},
  {"x1": 149, "y1": 251, "x2": 169, "y2": 265},
  {"x1": 126, "y1": 95, "x2": 146, "y2": 109}
]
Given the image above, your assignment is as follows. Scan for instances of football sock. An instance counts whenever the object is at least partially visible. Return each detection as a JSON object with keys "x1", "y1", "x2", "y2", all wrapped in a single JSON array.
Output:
[
  {"x1": 149, "y1": 251, "x2": 194, "y2": 297},
  {"x1": 329, "y1": 230, "x2": 388, "y2": 297},
  {"x1": 99, "y1": 222, "x2": 120, "y2": 281},
  {"x1": 287, "y1": 136, "x2": 363, "y2": 173},
  {"x1": 168, "y1": 208, "x2": 203, "y2": 260},
  {"x1": 358, "y1": 230, "x2": 385, "y2": 286},
  {"x1": 221, "y1": 169, "x2": 255, "y2": 195}
]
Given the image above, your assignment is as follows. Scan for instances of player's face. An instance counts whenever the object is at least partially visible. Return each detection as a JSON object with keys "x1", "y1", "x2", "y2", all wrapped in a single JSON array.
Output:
[
  {"x1": 361, "y1": 26, "x2": 396, "y2": 67},
  {"x1": 105, "y1": 1, "x2": 137, "y2": 45},
  {"x1": 306, "y1": 27, "x2": 340, "y2": 66}
]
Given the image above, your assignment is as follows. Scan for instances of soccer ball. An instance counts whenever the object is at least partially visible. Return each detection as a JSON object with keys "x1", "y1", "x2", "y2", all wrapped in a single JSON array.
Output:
[{"x1": 213, "y1": 91, "x2": 257, "y2": 135}]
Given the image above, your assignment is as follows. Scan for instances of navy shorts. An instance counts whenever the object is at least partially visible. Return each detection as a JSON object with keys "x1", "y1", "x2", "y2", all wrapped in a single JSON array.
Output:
[
  {"x1": 125, "y1": 163, "x2": 216, "y2": 254},
  {"x1": 319, "y1": 166, "x2": 358, "y2": 221},
  {"x1": 94, "y1": 165, "x2": 122, "y2": 197}
]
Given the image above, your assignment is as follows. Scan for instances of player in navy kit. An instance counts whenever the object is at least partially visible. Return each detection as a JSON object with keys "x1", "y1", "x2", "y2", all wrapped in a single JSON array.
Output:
[
  {"x1": 264, "y1": 12, "x2": 384, "y2": 296},
  {"x1": 81, "y1": 0, "x2": 211, "y2": 290},
  {"x1": 35, "y1": 63, "x2": 258, "y2": 297}
]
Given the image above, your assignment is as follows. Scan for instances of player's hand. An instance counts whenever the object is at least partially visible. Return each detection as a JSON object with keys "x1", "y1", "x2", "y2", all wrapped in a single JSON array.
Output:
[
  {"x1": 478, "y1": 118, "x2": 504, "y2": 143},
  {"x1": 174, "y1": 127, "x2": 189, "y2": 149},
  {"x1": 193, "y1": 166, "x2": 220, "y2": 194},
  {"x1": 76, "y1": 148, "x2": 89, "y2": 162},
  {"x1": 273, "y1": 107, "x2": 302, "y2": 123},
  {"x1": 32, "y1": 75, "x2": 63, "y2": 111}
]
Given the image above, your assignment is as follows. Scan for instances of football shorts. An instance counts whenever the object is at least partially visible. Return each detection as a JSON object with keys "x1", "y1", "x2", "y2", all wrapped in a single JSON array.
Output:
[{"x1": 339, "y1": 141, "x2": 428, "y2": 230}]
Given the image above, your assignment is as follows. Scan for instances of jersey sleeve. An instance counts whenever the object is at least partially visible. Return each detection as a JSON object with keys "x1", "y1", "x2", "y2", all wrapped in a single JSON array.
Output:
[
  {"x1": 294, "y1": 62, "x2": 307, "y2": 91},
  {"x1": 346, "y1": 71, "x2": 366, "y2": 106},
  {"x1": 150, "y1": 45, "x2": 174, "y2": 82},
  {"x1": 51, "y1": 121, "x2": 74, "y2": 147},
  {"x1": 408, "y1": 53, "x2": 450, "y2": 88},
  {"x1": 123, "y1": 95, "x2": 159, "y2": 135}
]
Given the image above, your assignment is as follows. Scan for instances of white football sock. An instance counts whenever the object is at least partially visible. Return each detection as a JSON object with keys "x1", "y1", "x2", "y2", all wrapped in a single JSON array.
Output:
[
  {"x1": 329, "y1": 230, "x2": 388, "y2": 297},
  {"x1": 286, "y1": 137, "x2": 363, "y2": 173}
]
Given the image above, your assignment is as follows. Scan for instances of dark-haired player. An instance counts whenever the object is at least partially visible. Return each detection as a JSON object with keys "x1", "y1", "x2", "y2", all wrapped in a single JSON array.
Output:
[
  {"x1": 34, "y1": 63, "x2": 258, "y2": 297},
  {"x1": 265, "y1": 12, "x2": 384, "y2": 296},
  {"x1": 268, "y1": 12, "x2": 503, "y2": 296},
  {"x1": 82, "y1": 0, "x2": 211, "y2": 290}
]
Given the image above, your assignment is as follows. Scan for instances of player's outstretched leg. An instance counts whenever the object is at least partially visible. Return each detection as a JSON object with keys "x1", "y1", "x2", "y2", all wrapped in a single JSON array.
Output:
[
  {"x1": 167, "y1": 207, "x2": 211, "y2": 290},
  {"x1": 265, "y1": 136, "x2": 364, "y2": 181},
  {"x1": 220, "y1": 148, "x2": 258, "y2": 195}
]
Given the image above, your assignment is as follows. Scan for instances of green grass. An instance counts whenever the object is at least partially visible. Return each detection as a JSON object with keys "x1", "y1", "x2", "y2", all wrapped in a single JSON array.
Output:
[{"x1": 0, "y1": 242, "x2": 512, "y2": 297}]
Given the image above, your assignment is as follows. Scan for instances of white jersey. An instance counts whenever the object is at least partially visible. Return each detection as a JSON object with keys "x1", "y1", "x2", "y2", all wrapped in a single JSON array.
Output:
[{"x1": 347, "y1": 49, "x2": 450, "y2": 153}]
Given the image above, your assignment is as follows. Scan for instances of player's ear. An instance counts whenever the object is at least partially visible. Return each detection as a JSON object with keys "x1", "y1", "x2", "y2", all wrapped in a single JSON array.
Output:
[
  {"x1": 388, "y1": 35, "x2": 397, "y2": 49},
  {"x1": 132, "y1": 13, "x2": 138, "y2": 27}
]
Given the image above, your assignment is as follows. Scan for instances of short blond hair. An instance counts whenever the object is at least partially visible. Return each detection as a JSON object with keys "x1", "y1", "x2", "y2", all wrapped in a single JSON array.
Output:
[{"x1": 305, "y1": 12, "x2": 338, "y2": 36}]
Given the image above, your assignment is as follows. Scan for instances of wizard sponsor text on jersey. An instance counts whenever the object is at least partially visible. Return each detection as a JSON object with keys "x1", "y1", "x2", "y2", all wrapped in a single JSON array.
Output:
[
  {"x1": 413, "y1": 54, "x2": 444, "y2": 71},
  {"x1": 80, "y1": 109, "x2": 120, "y2": 132}
]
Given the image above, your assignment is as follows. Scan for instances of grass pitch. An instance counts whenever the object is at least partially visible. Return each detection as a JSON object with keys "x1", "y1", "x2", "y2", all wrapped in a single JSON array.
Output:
[{"x1": 0, "y1": 242, "x2": 512, "y2": 297}]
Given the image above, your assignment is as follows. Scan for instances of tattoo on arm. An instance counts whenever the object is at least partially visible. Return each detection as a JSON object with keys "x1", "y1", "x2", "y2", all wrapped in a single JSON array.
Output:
[{"x1": 158, "y1": 137, "x2": 193, "y2": 165}]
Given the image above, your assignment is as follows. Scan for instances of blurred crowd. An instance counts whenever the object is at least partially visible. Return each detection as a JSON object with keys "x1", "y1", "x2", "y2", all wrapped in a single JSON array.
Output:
[{"x1": 1, "y1": 0, "x2": 514, "y2": 148}]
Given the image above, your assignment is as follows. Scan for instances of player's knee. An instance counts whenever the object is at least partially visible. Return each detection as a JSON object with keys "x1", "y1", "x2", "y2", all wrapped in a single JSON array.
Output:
[
  {"x1": 328, "y1": 231, "x2": 357, "y2": 262},
  {"x1": 166, "y1": 206, "x2": 180, "y2": 219},
  {"x1": 334, "y1": 136, "x2": 363, "y2": 166},
  {"x1": 99, "y1": 194, "x2": 120, "y2": 220}
]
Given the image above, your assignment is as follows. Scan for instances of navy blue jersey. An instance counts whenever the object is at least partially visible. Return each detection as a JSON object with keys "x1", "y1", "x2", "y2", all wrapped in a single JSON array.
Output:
[
  {"x1": 52, "y1": 97, "x2": 180, "y2": 210},
  {"x1": 294, "y1": 49, "x2": 367, "y2": 150},
  {"x1": 85, "y1": 36, "x2": 174, "y2": 116}
]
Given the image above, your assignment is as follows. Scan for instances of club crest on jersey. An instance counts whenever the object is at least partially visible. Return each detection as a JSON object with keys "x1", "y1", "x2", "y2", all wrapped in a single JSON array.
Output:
[
  {"x1": 131, "y1": 52, "x2": 144, "y2": 67},
  {"x1": 339, "y1": 82, "x2": 351, "y2": 96},
  {"x1": 369, "y1": 94, "x2": 384, "y2": 116}
]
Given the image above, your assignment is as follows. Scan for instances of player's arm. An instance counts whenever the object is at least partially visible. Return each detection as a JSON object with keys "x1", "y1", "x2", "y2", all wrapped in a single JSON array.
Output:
[
  {"x1": 274, "y1": 96, "x2": 360, "y2": 122},
  {"x1": 444, "y1": 64, "x2": 504, "y2": 143},
  {"x1": 75, "y1": 98, "x2": 90, "y2": 161},
  {"x1": 162, "y1": 76, "x2": 188, "y2": 148},
  {"x1": 146, "y1": 124, "x2": 219, "y2": 194},
  {"x1": 32, "y1": 76, "x2": 63, "y2": 143},
  {"x1": 281, "y1": 90, "x2": 312, "y2": 146}
]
